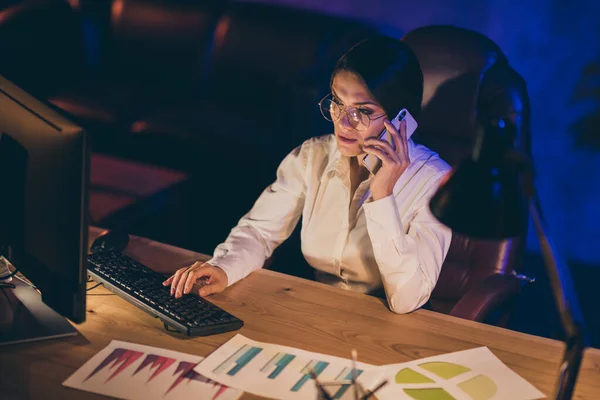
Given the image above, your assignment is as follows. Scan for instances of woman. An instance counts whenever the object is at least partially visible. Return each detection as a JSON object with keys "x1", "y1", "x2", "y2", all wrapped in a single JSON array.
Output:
[{"x1": 164, "y1": 36, "x2": 452, "y2": 314}]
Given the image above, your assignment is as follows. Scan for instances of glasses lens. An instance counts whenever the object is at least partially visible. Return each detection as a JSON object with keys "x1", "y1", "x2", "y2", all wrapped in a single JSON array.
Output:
[
  {"x1": 319, "y1": 95, "x2": 370, "y2": 130},
  {"x1": 319, "y1": 98, "x2": 340, "y2": 122},
  {"x1": 347, "y1": 108, "x2": 369, "y2": 131}
]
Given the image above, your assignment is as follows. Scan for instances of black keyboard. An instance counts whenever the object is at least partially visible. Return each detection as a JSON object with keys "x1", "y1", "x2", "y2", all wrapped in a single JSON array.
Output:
[{"x1": 87, "y1": 251, "x2": 244, "y2": 336}]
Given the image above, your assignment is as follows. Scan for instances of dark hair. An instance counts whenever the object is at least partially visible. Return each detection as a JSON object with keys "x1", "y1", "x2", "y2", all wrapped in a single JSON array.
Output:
[{"x1": 331, "y1": 36, "x2": 424, "y2": 120}]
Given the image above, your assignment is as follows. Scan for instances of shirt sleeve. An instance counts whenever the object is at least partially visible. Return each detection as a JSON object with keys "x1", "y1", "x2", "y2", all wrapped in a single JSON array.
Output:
[
  {"x1": 206, "y1": 145, "x2": 307, "y2": 286},
  {"x1": 363, "y1": 172, "x2": 452, "y2": 314}
]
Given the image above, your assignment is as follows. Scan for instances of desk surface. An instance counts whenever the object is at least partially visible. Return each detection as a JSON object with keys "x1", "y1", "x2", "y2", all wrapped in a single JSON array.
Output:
[{"x1": 1, "y1": 228, "x2": 599, "y2": 399}]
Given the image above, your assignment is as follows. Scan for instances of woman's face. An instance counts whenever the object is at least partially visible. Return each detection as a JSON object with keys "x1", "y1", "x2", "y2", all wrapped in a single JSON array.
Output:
[{"x1": 330, "y1": 70, "x2": 388, "y2": 157}]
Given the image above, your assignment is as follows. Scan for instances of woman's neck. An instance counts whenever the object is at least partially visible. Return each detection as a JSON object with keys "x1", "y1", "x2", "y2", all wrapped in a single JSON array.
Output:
[{"x1": 349, "y1": 156, "x2": 370, "y2": 198}]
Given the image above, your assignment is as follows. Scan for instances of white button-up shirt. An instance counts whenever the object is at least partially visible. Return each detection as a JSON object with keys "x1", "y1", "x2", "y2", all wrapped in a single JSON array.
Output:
[{"x1": 207, "y1": 134, "x2": 452, "y2": 313}]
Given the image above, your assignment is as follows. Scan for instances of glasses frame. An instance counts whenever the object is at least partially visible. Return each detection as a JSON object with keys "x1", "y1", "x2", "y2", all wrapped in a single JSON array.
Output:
[{"x1": 318, "y1": 93, "x2": 387, "y2": 131}]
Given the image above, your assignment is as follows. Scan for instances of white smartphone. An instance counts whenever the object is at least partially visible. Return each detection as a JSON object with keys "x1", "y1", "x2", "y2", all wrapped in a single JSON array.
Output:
[{"x1": 361, "y1": 108, "x2": 418, "y2": 174}]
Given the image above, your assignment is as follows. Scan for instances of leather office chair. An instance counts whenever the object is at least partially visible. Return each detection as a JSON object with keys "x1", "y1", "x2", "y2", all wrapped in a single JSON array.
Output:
[{"x1": 402, "y1": 25, "x2": 531, "y2": 325}]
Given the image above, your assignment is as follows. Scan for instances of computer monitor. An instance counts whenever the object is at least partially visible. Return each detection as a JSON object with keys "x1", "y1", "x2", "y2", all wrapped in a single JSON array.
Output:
[{"x1": 0, "y1": 76, "x2": 88, "y2": 345}]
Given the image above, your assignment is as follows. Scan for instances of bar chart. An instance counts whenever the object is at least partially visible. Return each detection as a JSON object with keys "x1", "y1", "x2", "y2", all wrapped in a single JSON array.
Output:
[
  {"x1": 213, "y1": 345, "x2": 263, "y2": 377},
  {"x1": 331, "y1": 367, "x2": 364, "y2": 399},
  {"x1": 63, "y1": 340, "x2": 242, "y2": 400},
  {"x1": 260, "y1": 352, "x2": 296, "y2": 379},
  {"x1": 291, "y1": 360, "x2": 329, "y2": 392},
  {"x1": 194, "y1": 334, "x2": 383, "y2": 400}
]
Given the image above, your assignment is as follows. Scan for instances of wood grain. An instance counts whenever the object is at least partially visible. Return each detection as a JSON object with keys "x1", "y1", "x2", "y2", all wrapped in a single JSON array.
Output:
[{"x1": 0, "y1": 228, "x2": 598, "y2": 399}]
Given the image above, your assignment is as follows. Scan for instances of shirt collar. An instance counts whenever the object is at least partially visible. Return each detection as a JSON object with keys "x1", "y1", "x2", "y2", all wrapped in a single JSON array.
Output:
[{"x1": 324, "y1": 142, "x2": 345, "y2": 178}]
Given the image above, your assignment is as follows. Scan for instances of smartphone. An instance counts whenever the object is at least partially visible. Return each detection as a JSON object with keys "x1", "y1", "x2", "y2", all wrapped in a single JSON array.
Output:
[{"x1": 361, "y1": 108, "x2": 418, "y2": 175}]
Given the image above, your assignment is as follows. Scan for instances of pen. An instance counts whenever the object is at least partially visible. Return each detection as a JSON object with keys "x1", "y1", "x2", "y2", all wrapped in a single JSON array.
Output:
[
  {"x1": 351, "y1": 349, "x2": 359, "y2": 400},
  {"x1": 359, "y1": 379, "x2": 388, "y2": 400},
  {"x1": 309, "y1": 368, "x2": 333, "y2": 400}
]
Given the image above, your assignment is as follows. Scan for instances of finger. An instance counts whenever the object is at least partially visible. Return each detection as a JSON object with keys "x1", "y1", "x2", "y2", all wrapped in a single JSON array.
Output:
[
  {"x1": 169, "y1": 268, "x2": 186, "y2": 295},
  {"x1": 363, "y1": 136, "x2": 395, "y2": 155},
  {"x1": 363, "y1": 145, "x2": 394, "y2": 164},
  {"x1": 395, "y1": 119, "x2": 409, "y2": 158},
  {"x1": 163, "y1": 275, "x2": 174, "y2": 286},
  {"x1": 198, "y1": 282, "x2": 221, "y2": 297},
  {"x1": 174, "y1": 269, "x2": 192, "y2": 298},
  {"x1": 183, "y1": 264, "x2": 212, "y2": 294},
  {"x1": 399, "y1": 118, "x2": 407, "y2": 140},
  {"x1": 183, "y1": 269, "x2": 199, "y2": 295},
  {"x1": 366, "y1": 141, "x2": 401, "y2": 163}
]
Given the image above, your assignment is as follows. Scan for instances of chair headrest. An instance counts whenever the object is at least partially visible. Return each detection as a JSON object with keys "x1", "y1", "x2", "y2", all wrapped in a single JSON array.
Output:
[{"x1": 402, "y1": 25, "x2": 527, "y2": 165}]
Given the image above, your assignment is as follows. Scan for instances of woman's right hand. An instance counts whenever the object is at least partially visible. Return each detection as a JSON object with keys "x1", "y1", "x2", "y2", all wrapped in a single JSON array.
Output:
[{"x1": 162, "y1": 262, "x2": 228, "y2": 298}]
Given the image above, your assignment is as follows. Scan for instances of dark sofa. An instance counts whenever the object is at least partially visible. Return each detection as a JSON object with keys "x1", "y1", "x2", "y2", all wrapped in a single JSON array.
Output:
[
  {"x1": 2, "y1": 0, "x2": 386, "y2": 170},
  {"x1": 1, "y1": 0, "x2": 389, "y2": 251}
]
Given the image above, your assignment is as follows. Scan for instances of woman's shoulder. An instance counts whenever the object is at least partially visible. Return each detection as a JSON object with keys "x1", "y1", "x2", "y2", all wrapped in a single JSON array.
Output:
[
  {"x1": 294, "y1": 134, "x2": 337, "y2": 158},
  {"x1": 284, "y1": 134, "x2": 337, "y2": 175},
  {"x1": 299, "y1": 134, "x2": 336, "y2": 149},
  {"x1": 411, "y1": 141, "x2": 452, "y2": 179},
  {"x1": 279, "y1": 134, "x2": 336, "y2": 172}
]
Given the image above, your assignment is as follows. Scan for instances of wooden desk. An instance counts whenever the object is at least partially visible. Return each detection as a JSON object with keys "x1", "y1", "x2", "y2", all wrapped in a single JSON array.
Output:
[{"x1": 1, "y1": 228, "x2": 599, "y2": 399}]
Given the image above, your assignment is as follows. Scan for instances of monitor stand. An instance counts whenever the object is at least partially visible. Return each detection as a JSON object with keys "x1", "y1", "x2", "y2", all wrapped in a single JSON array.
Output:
[{"x1": 0, "y1": 278, "x2": 78, "y2": 346}]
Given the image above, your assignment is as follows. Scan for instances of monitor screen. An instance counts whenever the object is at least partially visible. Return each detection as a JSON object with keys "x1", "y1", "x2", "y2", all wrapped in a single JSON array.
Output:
[{"x1": 0, "y1": 75, "x2": 88, "y2": 325}]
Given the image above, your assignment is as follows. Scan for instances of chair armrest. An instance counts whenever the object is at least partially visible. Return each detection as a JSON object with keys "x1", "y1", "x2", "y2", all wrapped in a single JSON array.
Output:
[{"x1": 450, "y1": 273, "x2": 522, "y2": 323}]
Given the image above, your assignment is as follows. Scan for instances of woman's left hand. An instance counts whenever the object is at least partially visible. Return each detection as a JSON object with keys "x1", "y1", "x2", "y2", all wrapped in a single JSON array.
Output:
[{"x1": 363, "y1": 118, "x2": 410, "y2": 200}]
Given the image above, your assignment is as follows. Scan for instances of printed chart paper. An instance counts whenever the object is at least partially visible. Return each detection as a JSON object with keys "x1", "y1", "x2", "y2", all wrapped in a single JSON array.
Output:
[
  {"x1": 373, "y1": 346, "x2": 545, "y2": 400},
  {"x1": 63, "y1": 340, "x2": 242, "y2": 400},
  {"x1": 193, "y1": 334, "x2": 385, "y2": 400}
]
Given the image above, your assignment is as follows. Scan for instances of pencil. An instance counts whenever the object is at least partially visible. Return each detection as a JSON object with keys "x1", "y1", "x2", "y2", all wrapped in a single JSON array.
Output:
[
  {"x1": 360, "y1": 379, "x2": 388, "y2": 400},
  {"x1": 309, "y1": 368, "x2": 332, "y2": 400},
  {"x1": 351, "y1": 349, "x2": 358, "y2": 400}
]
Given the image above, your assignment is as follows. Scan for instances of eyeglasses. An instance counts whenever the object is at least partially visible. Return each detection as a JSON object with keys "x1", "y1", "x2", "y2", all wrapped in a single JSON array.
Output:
[{"x1": 318, "y1": 93, "x2": 386, "y2": 131}]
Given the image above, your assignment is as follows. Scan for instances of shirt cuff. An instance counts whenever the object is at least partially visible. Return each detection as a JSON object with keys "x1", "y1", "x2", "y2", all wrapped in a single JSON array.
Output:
[
  {"x1": 205, "y1": 255, "x2": 244, "y2": 287},
  {"x1": 363, "y1": 194, "x2": 405, "y2": 244}
]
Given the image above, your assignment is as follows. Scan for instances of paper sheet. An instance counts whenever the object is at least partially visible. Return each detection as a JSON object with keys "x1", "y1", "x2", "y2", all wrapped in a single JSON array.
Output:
[
  {"x1": 193, "y1": 334, "x2": 385, "y2": 400},
  {"x1": 63, "y1": 340, "x2": 242, "y2": 400},
  {"x1": 372, "y1": 346, "x2": 546, "y2": 400}
]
